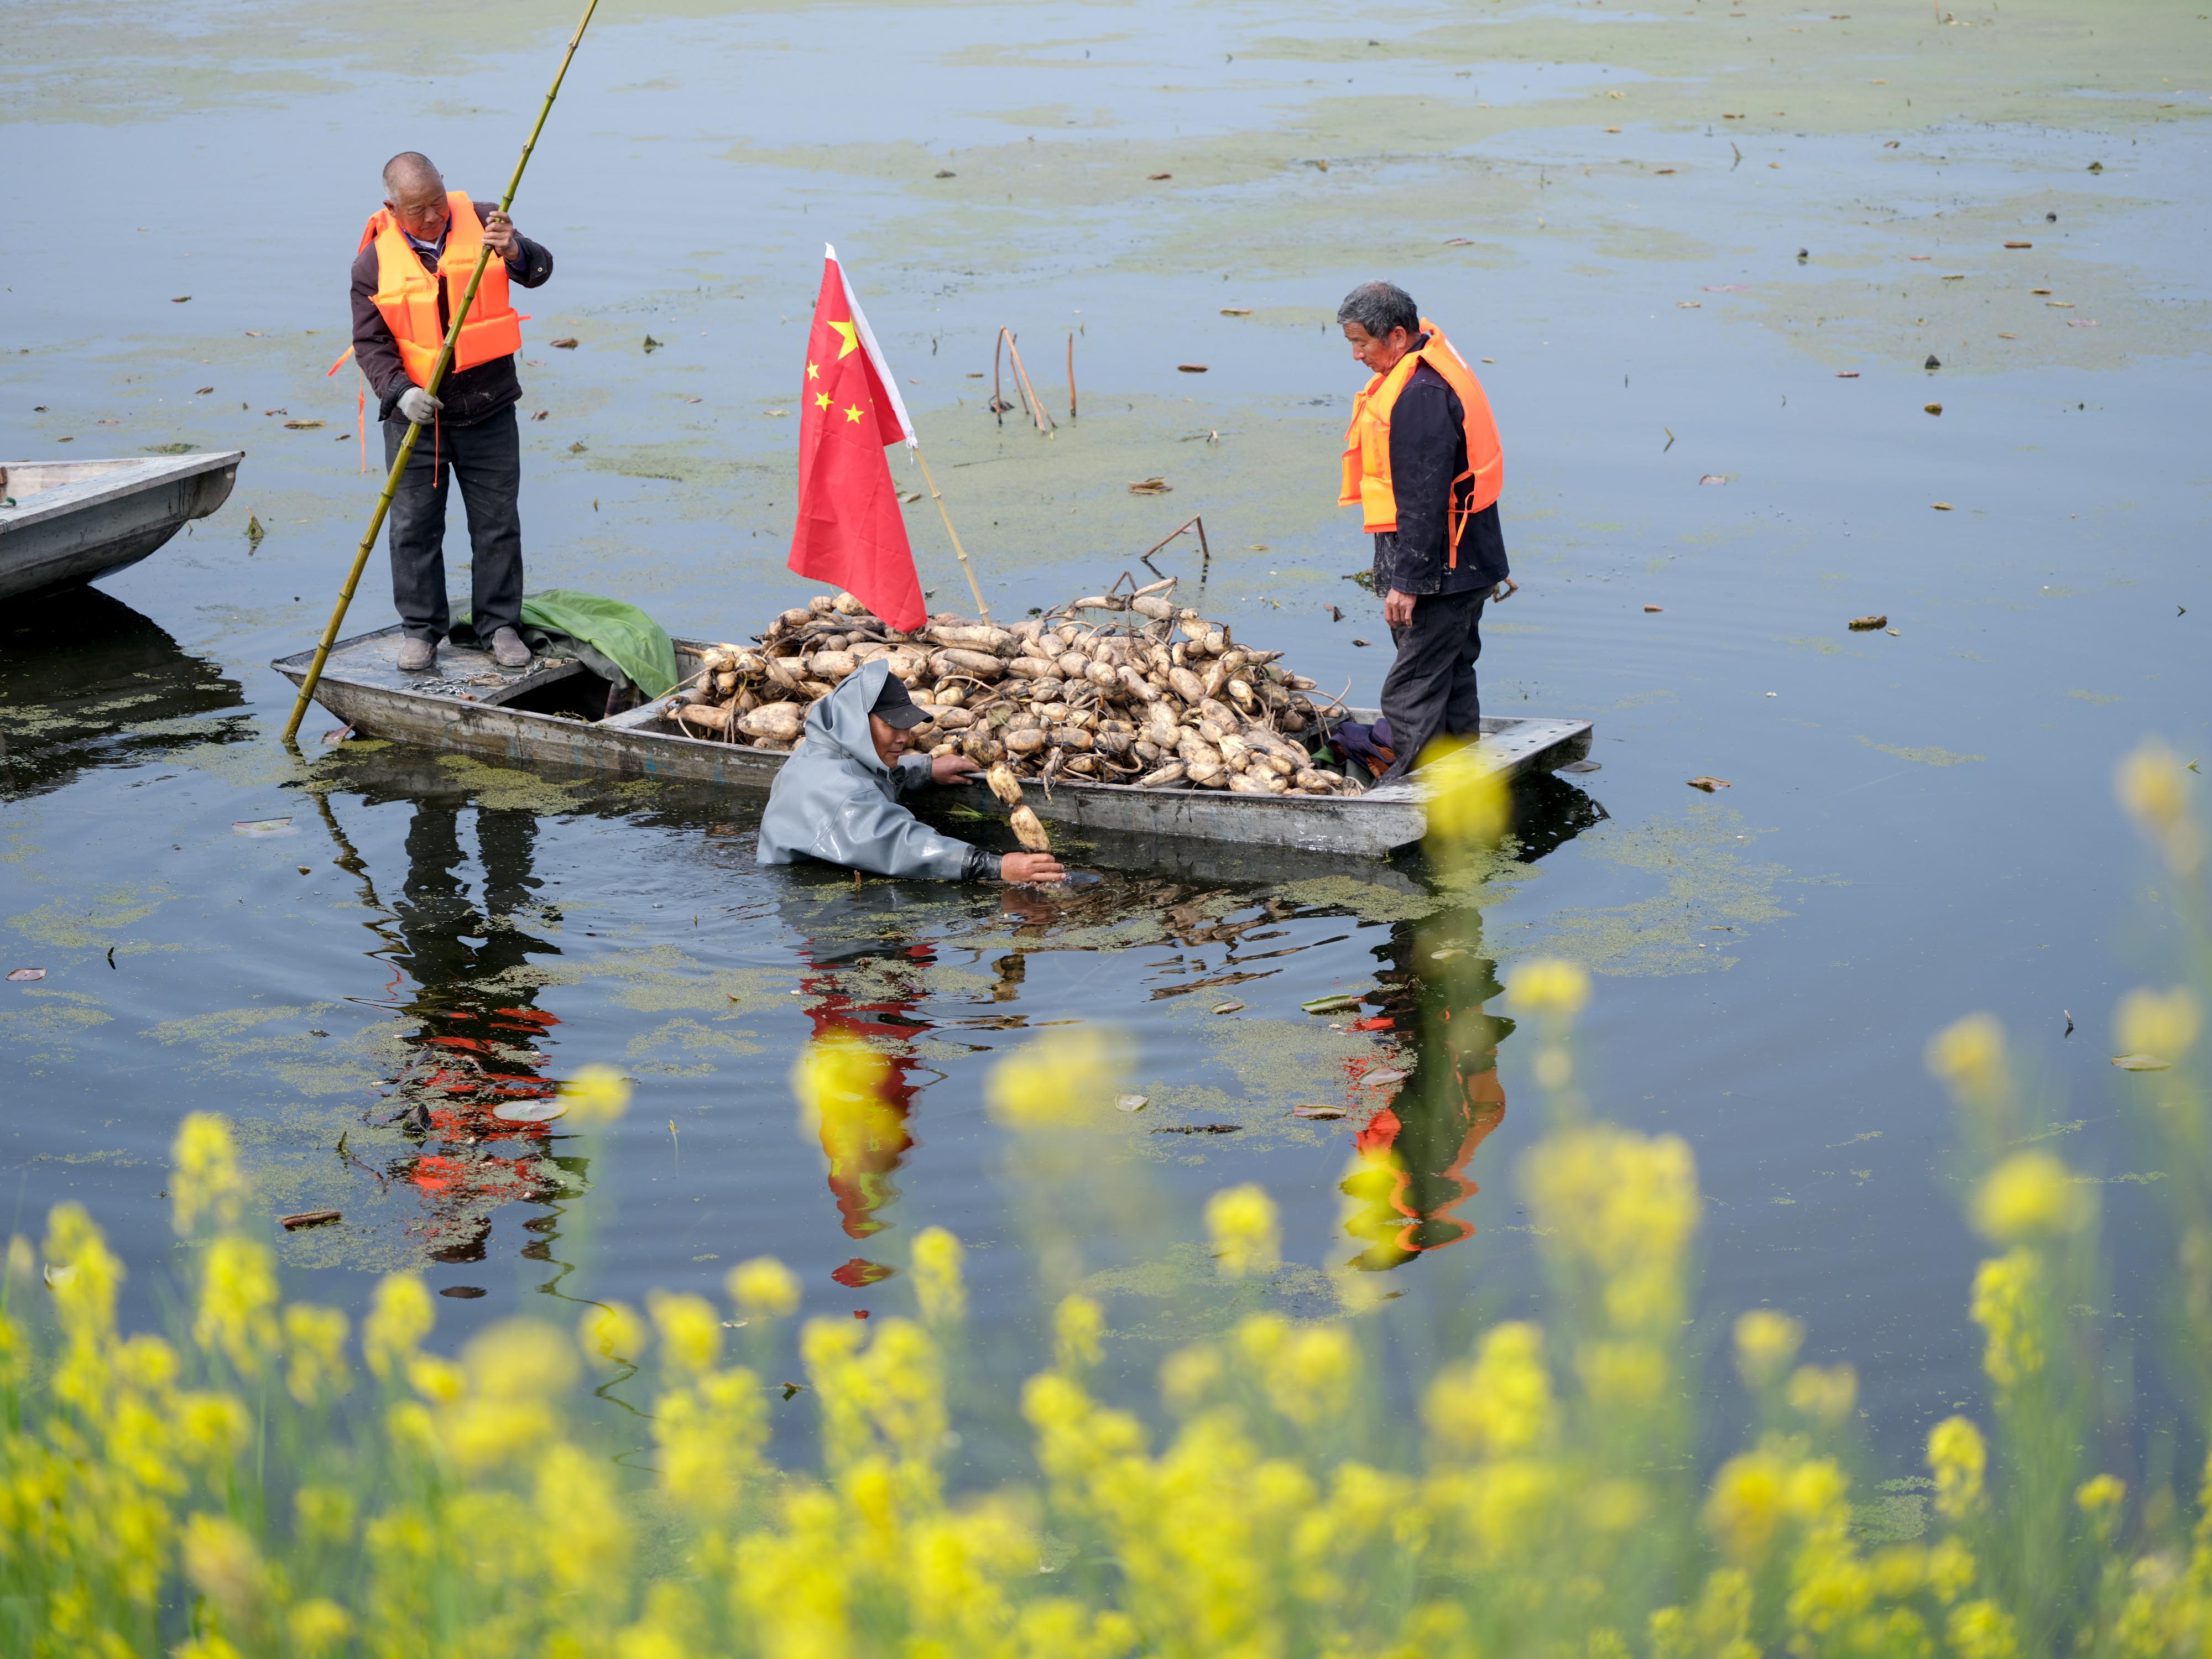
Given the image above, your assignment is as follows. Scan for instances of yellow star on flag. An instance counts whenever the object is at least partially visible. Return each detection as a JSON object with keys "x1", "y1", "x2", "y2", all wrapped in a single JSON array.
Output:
[
  {"x1": 814, "y1": 392, "x2": 832, "y2": 410},
  {"x1": 843, "y1": 403, "x2": 865, "y2": 422},
  {"x1": 827, "y1": 319, "x2": 860, "y2": 359},
  {"x1": 806, "y1": 361, "x2": 820, "y2": 380}
]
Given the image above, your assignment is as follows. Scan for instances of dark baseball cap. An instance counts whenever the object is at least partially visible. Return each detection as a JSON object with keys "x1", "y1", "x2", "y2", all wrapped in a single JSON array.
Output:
[{"x1": 870, "y1": 672, "x2": 928, "y2": 729}]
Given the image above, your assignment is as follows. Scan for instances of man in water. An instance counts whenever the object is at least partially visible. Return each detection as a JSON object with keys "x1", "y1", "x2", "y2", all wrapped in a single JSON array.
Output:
[
  {"x1": 350, "y1": 151, "x2": 555, "y2": 674},
  {"x1": 758, "y1": 660, "x2": 1066, "y2": 883},
  {"x1": 1335, "y1": 279, "x2": 1509, "y2": 780}
]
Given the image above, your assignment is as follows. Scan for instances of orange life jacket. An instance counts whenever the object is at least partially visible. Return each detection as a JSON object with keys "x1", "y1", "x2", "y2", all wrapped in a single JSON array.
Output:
[
  {"x1": 359, "y1": 191, "x2": 521, "y2": 388},
  {"x1": 1339, "y1": 320, "x2": 1504, "y2": 564}
]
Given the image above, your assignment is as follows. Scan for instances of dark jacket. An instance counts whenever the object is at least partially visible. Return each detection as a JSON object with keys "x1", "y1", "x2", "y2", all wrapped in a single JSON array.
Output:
[
  {"x1": 349, "y1": 199, "x2": 554, "y2": 427},
  {"x1": 1373, "y1": 356, "x2": 1509, "y2": 598}
]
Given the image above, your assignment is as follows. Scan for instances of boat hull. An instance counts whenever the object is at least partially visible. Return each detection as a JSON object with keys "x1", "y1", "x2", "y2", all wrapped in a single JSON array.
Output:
[
  {"x1": 274, "y1": 626, "x2": 1593, "y2": 859},
  {"x1": 0, "y1": 452, "x2": 243, "y2": 601}
]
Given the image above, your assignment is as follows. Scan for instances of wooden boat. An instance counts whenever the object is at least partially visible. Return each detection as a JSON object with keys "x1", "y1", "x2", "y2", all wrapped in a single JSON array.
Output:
[
  {"x1": 274, "y1": 624, "x2": 1593, "y2": 858},
  {"x1": 0, "y1": 451, "x2": 244, "y2": 602}
]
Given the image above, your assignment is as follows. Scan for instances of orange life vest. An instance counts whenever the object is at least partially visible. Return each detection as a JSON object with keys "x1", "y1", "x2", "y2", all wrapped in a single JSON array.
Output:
[
  {"x1": 358, "y1": 191, "x2": 521, "y2": 387},
  {"x1": 1339, "y1": 319, "x2": 1504, "y2": 564}
]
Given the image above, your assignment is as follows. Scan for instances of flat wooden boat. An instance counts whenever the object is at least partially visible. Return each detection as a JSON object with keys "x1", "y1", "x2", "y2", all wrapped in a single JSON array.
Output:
[
  {"x1": 0, "y1": 451, "x2": 243, "y2": 601},
  {"x1": 274, "y1": 625, "x2": 1593, "y2": 858}
]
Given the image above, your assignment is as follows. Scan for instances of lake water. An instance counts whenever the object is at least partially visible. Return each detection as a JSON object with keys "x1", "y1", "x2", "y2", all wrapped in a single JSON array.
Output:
[{"x1": 3, "y1": 0, "x2": 2206, "y2": 1476}]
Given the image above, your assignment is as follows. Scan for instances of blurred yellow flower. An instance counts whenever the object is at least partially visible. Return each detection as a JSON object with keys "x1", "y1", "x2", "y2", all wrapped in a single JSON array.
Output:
[
  {"x1": 294, "y1": 1485, "x2": 354, "y2": 1547},
  {"x1": 1947, "y1": 1599, "x2": 2020, "y2": 1659},
  {"x1": 1422, "y1": 734, "x2": 1511, "y2": 851},
  {"x1": 1206, "y1": 1183, "x2": 1281, "y2": 1280},
  {"x1": 362, "y1": 1274, "x2": 434, "y2": 1381},
  {"x1": 911, "y1": 1227, "x2": 967, "y2": 1327},
  {"x1": 983, "y1": 1025, "x2": 1127, "y2": 1128},
  {"x1": 1705, "y1": 1449, "x2": 1788, "y2": 1562},
  {"x1": 1733, "y1": 1310, "x2": 1804, "y2": 1389},
  {"x1": 1785, "y1": 1364, "x2": 1857, "y2": 1427},
  {"x1": 1160, "y1": 1341, "x2": 1225, "y2": 1413},
  {"x1": 1426, "y1": 1321, "x2": 1553, "y2": 1457},
  {"x1": 282, "y1": 1302, "x2": 351, "y2": 1406},
  {"x1": 650, "y1": 1291, "x2": 723, "y2": 1377},
  {"x1": 1262, "y1": 1321, "x2": 1358, "y2": 1428},
  {"x1": 1969, "y1": 1251, "x2": 2044, "y2": 1391},
  {"x1": 1510, "y1": 957, "x2": 1592, "y2": 1015},
  {"x1": 579, "y1": 1298, "x2": 648, "y2": 1365},
  {"x1": 286, "y1": 1599, "x2": 352, "y2": 1656},
  {"x1": 181, "y1": 1512, "x2": 264, "y2": 1626},
  {"x1": 194, "y1": 1235, "x2": 279, "y2": 1378},
  {"x1": 171, "y1": 1112, "x2": 247, "y2": 1236},
  {"x1": 1578, "y1": 1339, "x2": 1668, "y2": 1408},
  {"x1": 465, "y1": 1318, "x2": 580, "y2": 1401},
  {"x1": 2077, "y1": 1473, "x2": 2125, "y2": 1517},
  {"x1": 1928, "y1": 1415, "x2": 1987, "y2": 1520},
  {"x1": 2116, "y1": 986, "x2": 2200, "y2": 1065},
  {"x1": 728, "y1": 1256, "x2": 802, "y2": 1320},
  {"x1": 2116, "y1": 739, "x2": 2190, "y2": 833},
  {"x1": 561, "y1": 1063, "x2": 633, "y2": 1124},
  {"x1": 1927, "y1": 1013, "x2": 2007, "y2": 1099},
  {"x1": 1053, "y1": 1294, "x2": 1105, "y2": 1374},
  {"x1": 1973, "y1": 1151, "x2": 2090, "y2": 1244}
]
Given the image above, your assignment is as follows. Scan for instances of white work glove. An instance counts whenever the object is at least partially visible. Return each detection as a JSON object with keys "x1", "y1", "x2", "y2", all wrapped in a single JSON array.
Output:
[{"x1": 397, "y1": 386, "x2": 444, "y2": 425}]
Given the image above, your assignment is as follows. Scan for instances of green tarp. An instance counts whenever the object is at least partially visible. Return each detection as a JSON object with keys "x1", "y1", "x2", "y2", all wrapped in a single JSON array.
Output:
[{"x1": 458, "y1": 589, "x2": 680, "y2": 698}]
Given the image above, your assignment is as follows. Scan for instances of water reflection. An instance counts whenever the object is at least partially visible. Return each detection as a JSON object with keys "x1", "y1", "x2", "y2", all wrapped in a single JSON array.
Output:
[{"x1": 0, "y1": 588, "x2": 246, "y2": 800}]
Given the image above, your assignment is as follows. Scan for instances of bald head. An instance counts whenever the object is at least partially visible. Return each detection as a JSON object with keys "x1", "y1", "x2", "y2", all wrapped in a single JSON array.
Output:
[{"x1": 382, "y1": 152, "x2": 450, "y2": 242}]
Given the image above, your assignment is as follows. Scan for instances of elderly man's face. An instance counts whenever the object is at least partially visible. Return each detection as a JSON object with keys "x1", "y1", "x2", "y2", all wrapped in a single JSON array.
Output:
[
  {"x1": 1343, "y1": 320, "x2": 1415, "y2": 375},
  {"x1": 386, "y1": 170, "x2": 450, "y2": 242}
]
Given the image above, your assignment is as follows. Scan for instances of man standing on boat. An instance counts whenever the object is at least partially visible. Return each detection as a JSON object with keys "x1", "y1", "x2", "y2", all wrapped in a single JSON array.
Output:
[
  {"x1": 1335, "y1": 280, "x2": 1508, "y2": 781},
  {"x1": 349, "y1": 152, "x2": 555, "y2": 673}
]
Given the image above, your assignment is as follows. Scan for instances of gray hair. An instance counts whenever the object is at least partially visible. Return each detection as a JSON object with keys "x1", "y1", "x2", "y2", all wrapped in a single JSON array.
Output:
[
  {"x1": 382, "y1": 151, "x2": 441, "y2": 197},
  {"x1": 1335, "y1": 280, "x2": 1419, "y2": 340}
]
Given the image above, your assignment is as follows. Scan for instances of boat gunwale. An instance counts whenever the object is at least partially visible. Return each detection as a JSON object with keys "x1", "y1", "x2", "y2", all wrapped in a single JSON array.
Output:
[{"x1": 0, "y1": 450, "x2": 246, "y2": 535}]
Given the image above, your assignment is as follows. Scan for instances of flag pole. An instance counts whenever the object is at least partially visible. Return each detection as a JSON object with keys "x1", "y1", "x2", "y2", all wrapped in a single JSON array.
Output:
[
  {"x1": 281, "y1": 0, "x2": 603, "y2": 743},
  {"x1": 911, "y1": 445, "x2": 991, "y2": 624}
]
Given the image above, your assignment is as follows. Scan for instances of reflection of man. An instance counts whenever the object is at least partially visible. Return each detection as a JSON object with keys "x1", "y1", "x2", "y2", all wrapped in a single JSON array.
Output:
[
  {"x1": 351, "y1": 151, "x2": 555, "y2": 674},
  {"x1": 387, "y1": 799, "x2": 565, "y2": 1265},
  {"x1": 758, "y1": 660, "x2": 1065, "y2": 883},
  {"x1": 1336, "y1": 279, "x2": 1509, "y2": 780}
]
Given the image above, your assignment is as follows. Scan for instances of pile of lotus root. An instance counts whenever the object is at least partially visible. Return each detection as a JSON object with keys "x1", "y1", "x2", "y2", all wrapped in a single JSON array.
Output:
[{"x1": 665, "y1": 575, "x2": 1357, "y2": 811}]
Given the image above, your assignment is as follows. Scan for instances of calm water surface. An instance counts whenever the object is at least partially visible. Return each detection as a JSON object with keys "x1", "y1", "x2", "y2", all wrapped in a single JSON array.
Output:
[{"x1": 3, "y1": 0, "x2": 2207, "y2": 1476}]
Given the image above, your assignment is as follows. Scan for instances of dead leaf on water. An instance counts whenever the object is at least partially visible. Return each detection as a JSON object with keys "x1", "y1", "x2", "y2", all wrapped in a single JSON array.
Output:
[
  {"x1": 2004, "y1": 241, "x2": 2033, "y2": 249},
  {"x1": 1932, "y1": 502, "x2": 1954, "y2": 511},
  {"x1": 194, "y1": 386, "x2": 214, "y2": 395},
  {"x1": 1116, "y1": 1094, "x2": 1149, "y2": 1113},
  {"x1": 1363, "y1": 1067, "x2": 1407, "y2": 1086},
  {"x1": 1177, "y1": 363, "x2": 1208, "y2": 373},
  {"x1": 530, "y1": 410, "x2": 549, "y2": 421},
  {"x1": 233, "y1": 818, "x2": 295, "y2": 836},
  {"x1": 1849, "y1": 615, "x2": 1888, "y2": 630},
  {"x1": 1644, "y1": 603, "x2": 1665, "y2": 613},
  {"x1": 2046, "y1": 301, "x2": 2075, "y2": 308},
  {"x1": 1220, "y1": 307, "x2": 1253, "y2": 316},
  {"x1": 1129, "y1": 477, "x2": 1171, "y2": 494},
  {"x1": 2112, "y1": 1053, "x2": 2171, "y2": 1072},
  {"x1": 1836, "y1": 371, "x2": 1861, "y2": 378},
  {"x1": 1924, "y1": 403, "x2": 1943, "y2": 415},
  {"x1": 7, "y1": 968, "x2": 46, "y2": 983},
  {"x1": 1303, "y1": 994, "x2": 1364, "y2": 1015},
  {"x1": 1351, "y1": 638, "x2": 1372, "y2": 647},
  {"x1": 1147, "y1": 171, "x2": 1172, "y2": 180},
  {"x1": 1444, "y1": 237, "x2": 1475, "y2": 246},
  {"x1": 1308, "y1": 158, "x2": 1329, "y2": 171},
  {"x1": 43, "y1": 1264, "x2": 75, "y2": 1288},
  {"x1": 1211, "y1": 1000, "x2": 1244, "y2": 1014},
  {"x1": 494, "y1": 1098, "x2": 568, "y2": 1123},
  {"x1": 780, "y1": 1381, "x2": 807, "y2": 1399},
  {"x1": 1293, "y1": 1105, "x2": 1348, "y2": 1119},
  {"x1": 284, "y1": 419, "x2": 326, "y2": 430},
  {"x1": 1687, "y1": 776, "x2": 1732, "y2": 791},
  {"x1": 171, "y1": 296, "x2": 190, "y2": 303},
  {"x1": 1699, "y1": 474, "x2": 1729, "y2": 486},
  {"x1": 1431, "y1": 947, "x2": 1470, "y2": 959},
  {"x1": 280, "y1": 1209, "x2": 341, "y2": 1230},
  {"x1": 551, "y1": 337, "x2": 579, "y2": 348},
  {"x1": 1677, "y1": 301, "x2": 1702, "y2": 309},
  {"x1": 643, "y1": 335, "x2": 664, "y2": 352}
]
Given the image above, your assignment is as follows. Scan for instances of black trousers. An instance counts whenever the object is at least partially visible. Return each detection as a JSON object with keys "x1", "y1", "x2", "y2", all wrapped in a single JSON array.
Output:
[
  {"x1": 383, "y1": 404, "x2": 524, "y2": 644},
  {"x1": 1379, "y1": 588, "x2": 1488, "y2": 781}
]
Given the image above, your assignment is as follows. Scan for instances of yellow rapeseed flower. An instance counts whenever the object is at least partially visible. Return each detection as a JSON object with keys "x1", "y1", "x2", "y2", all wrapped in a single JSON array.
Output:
[
  {"x1": 362, "y1": 1274, "x2": 434, "y2": 1380},
  {"x1": 1421, "y1": 733, "x2": 1511, "y2": 852},
  {"x1": 537, "y1": 1439, "x2": 633, "y2": 1593},
  {"x1": 1161, "y1": 1342, "x2": 1225, "y2": 1413},
  {"x1": 1704, "y1": 1449, "x2": 1789, "y2": 1562},
  {"x1": 2077, "y1": 1473, "x2": 2126, "y2": 1540},
  {"x1": 2115, "y1": 739, "x2": 2191, "y2": 834},
  {"x1": 1972, "y1": 1151, "x2": 2090, "y2": 1244},
  {"x1": 561, "y1": 1063, "x2": 633, "y2": 1124},
  {"x1": 1926, "y1": 1013, "x2": 2008, "y2": 1101},
  {"x1": 1969, "y1": 1251, "x2": 2044, "y2": 1391},
  {"x1": 1927, "y1": 1415, "x2": 1987, "y2": 1520},
  {"x1": 282, "y1": 1302, "x2": 351, "y2": 1406},
  {"x1": 1509, "y1": 957, "x2": 1592, "y2": 1016},
  {"x1": 1206, "y1": 1184, "x2": 1282, "y2": 1280},
  {"x1": 1425, "y1": 1321, "x2": 1553, "y2": 1457},
  {"x1": 650, "y1": 1291, "x2": 723, "y2": 1377},
  {"x1": 1924, "y1": 1536, "x2": 1978, "y2": 1604},
  {"x1": 294, "y1": 1485, "x2": 355, "y2": 1547},
  {"x1": 911, "y1": 1226, "x2": 967, "y2": 1327},
  {"x1": 285, "y1": 1599, "x2": 352, "y2": 1657},
  {"x1": 2116, "y1": 987, "x2": 2201, "y2": 1065},
  {"x1": 1947, "y1": 1599, "x2": 2020, "y2": 1659},
  {"x1": 465, "y1": 1318, "x2": 580, "y2": 1401},
  {"x1": 171, "y1": 1112, "x2": 247, "y2": 1236},
  {"x1": 1578, "y1": 1339, "x2": 1668, "y2": 1408},
  {"x1": 983, "y1": 1025, "x2": 1127, "y2": 1128},
  {"x1": 1053, "y1": 1294, "x2": 1105, "y2": 1374},
  {"x1": 654, "y1": 1366, "x2": 768, "y2": 1515},
  {"x1": 194, "y1": 1235, "x2": 279, "y2": 1378},
  {"x1": 1734, "y1": 1310, "x2": 1805, "y2": 1389},
  {"x1": 579, "y1": 1298, "x2": 648, "y2": 1365},
  {"x1": 728, "y1": 1256, "x2": 802, "y2": 1320},
  {"x1": 181, "y1": 1512, "x2": 264, "y2": 1626},
  {"x1": 1524, "y1": 1126, "x2": 1700, "y2": 1333},
  {"x1": 1785, "y1": 1364, "x2": 1858, "y2": 1428},
  {"x1": 1261, "y1": 1321, "x2": 1358, "y2": 1429}
]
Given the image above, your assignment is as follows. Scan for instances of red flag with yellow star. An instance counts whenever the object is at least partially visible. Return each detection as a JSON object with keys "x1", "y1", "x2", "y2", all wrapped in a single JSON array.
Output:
[{"x1": 787, "y1": 245, "x2": 922, "y2": 630}]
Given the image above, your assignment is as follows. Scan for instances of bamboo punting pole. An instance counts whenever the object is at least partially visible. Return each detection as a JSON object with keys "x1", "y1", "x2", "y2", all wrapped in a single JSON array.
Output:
[
  {"x1": 282, "y1": 0, "x2": 604, "y2": 742},
  {"x1": 912, "y1": 446, "x2": 991, "y2": 624}
]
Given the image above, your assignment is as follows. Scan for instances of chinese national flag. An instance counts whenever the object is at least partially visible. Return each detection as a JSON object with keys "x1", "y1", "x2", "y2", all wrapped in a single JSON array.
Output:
[{"x1": 787, "y1": 246, "x2": 923, "y2": 630}]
